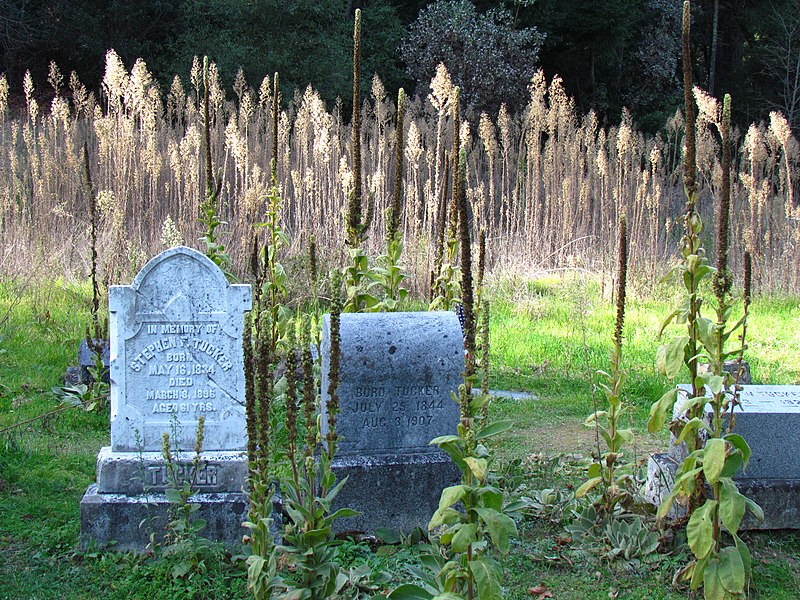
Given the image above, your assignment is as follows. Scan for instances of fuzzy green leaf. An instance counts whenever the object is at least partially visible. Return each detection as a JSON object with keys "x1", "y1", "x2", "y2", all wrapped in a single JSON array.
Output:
[
  {"x1": 703, "y1": 438, "x2": 726, "y2": 485},
  {"x1": 387, "y1": 584, "x2": 435, "y2": 600},
  {"x1": 450, "y1": 523, "x2": 478, "y2": 553},
  {"x1": 719, "y1": 479, "x2": 745, "y2": 533},
  {"x1": 575, "y1": 476, "x2": 603, "y2": 498},
  {"x1": 469, "y1": 556, "x2": 503, "y2": 600},
  {"x1": 464, "y1": 457, "x2": 488, "y2": 481},
  {"x1": 723, "y1": 433, "x2": 751, "y2": 469},
  {"x1": 475, "y1": 420, "x2": 513, "y2": 440},
  {"x1": 473, "y1": 508, "x2": 517, "y2": 554},
  {"x1": 648, "y1": 387, "x2": 679, "y2": 433},
  {"x1": 688, "y1": 500, "x2": 717, "y2": 559},
  {"x1": 733, "y1": 534, "x2": 752, "y2": 580},
  {"x1": 703, "y1": 558, "x2": 725, "y2": 600},
  {"x1": 657, "y1": 336, "x2": 690, "y2": 377},
  {"x1": 717, "y1": 546, "x2": 746, "y2": 594},
  {"x1": 438, "y1": 485, "x2": 469, "y2": 511},
  {"x1": 744, "y1": 496, "x2": 764, "y2": 521}
]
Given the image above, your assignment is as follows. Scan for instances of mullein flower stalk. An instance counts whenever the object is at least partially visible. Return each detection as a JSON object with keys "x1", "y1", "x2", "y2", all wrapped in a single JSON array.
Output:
[
  {"x1": 326, "y1": 270, "x2": 343, "y2": 455},
  {"x1": 713, "y1": 94, "x2": 732, "y2": 303},
  {"x1": 301, "y1": 317, "x2": 316, "y2": 460},
  {"x1": 243, "y1": 313, "x2": 258, "y2": 467},
  {"x1": 480, "y1": 300, "x2": 490, "y2": 424},
  {"x1": 431, "y1": 153, "x2": 450, "y2": 301},
  {"x1": 271, "y1": 72, "x2": 279, "y2": 183},
  {"x1": 458, "y1": 148, "x2": 475, "y2": 365},
  {"x1": 476, "y1": 228, "x2": 486, "y2": 312},
  {"x1": 285, "y1": 318, "x2": 300, "y2": 489},
  {"x1": 256, "y1": 315, "x2": 272, "y2": 472},
  {"x1": 614, "y1": 216, "x2": 628, "y2": 352},
  {"x1": 388, "y1": 88, "x2": 405, "y2": 242},
  {"x1": 347, "y1": 9, "x2": 363, "y2": 247}
]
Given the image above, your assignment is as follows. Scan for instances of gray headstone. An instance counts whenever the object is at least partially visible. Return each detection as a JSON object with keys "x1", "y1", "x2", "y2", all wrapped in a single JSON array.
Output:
[
  {"x1": 108, "y1": 246, "x2": 251, "y2": 452},
  {"x1": 320, "y1": 311, "x2": 462, "y2": 534},
  {"x1": 646, "y1": 384, "x2": 800, "y2": 529},
  {"x1": 81, "y1": 247, "x2": 254, "y2": 550}
]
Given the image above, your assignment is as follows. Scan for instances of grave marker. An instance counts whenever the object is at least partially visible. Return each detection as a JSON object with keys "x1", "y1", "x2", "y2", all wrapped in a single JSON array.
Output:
[
  {"x1": 645, "y1": 384, "x2": 800, "y2": 529},
  {"x1": 80, "y1": 247, "x2": 256, "y2": 550},
  {"x1": 321, "y1": 311, "x2": 462, "y2": 534}
]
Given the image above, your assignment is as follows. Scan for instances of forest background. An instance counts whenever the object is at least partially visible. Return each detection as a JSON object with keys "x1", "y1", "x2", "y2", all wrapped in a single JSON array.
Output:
[{"x1": 1, "y1": 0, "x2": 798, "y2": 133}]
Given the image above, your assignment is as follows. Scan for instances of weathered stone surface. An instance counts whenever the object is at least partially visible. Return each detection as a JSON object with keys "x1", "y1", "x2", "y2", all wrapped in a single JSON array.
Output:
[
  {"x1": 670, "y1": 385, "x2": 800, "y2": 479},
  {"x1": 643, "y1": 454, "x2": 800, "y2": 530},
  {"x1": 95, "y1": 446, "x2": 248, "y2": 494},
  {"x1": 320, "y1": 311, "x2": 463, "y2": 534},
  {"x1": 647, "y1": 385, "x2": 800, "y2": 529},
  {"x1": 81, "y1": 247, "x2": 254, "y2": 550},
  {"x1": 321, "y1": 312, "x2": 462, "y2": 456},
  {"x1": 108, "y1": 246, "x2": 251, "y2": 452},
  {"x1": 330, "y1": 453, "x2": 459, "y2": 533},
  {"x1": 80, "y1": 484, "x2": 282, "y2": 551},
  {"x1": 78, "y1": 338, "x2": 110, "y2": 382}
]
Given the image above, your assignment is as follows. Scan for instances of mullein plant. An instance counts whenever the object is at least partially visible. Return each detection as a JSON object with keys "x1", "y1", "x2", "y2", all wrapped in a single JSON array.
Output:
[
  {"x1": 413, "y1": 121, "x2": 516, "y2": 600},
  {"x1": 243, "y1": 278, "x2": 279, "y2": 599},
  {"x1": 198, "y1": 57, "x2": 233, "y2": 279},
  {"x1": 576, "y1": 216, "x2": 635, "y2": 515},
  {"x1": 83, "y1": 140, "x2": 109, "y2": 404},
  {"x1": 647, "y1": 3, "x2": 761, "y2": 597},
  {"x1": 429, "y1": 89, "x2": 463, "y2": 311},
  {"x1": 161, "y1": 417, "x2": 208, "y2": 547},
  {"x1": 344, "y1": 8, "x2": 377, "y2": 313},
  {"x1": 372, "y1": 88, "x2": 410, "y2": 312},
  {"x1": 275, "y1": 272, "x2": 361, "y2": 599}
]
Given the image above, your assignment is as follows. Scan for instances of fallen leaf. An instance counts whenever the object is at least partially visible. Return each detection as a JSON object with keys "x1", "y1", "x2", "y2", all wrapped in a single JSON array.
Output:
[{"x1": 528, "y1": 584, "x2": 554, "y2": 598}]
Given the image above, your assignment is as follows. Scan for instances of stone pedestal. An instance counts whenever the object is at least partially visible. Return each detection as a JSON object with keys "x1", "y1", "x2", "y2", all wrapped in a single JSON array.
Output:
[
  {"x1": 645, "y1": 385, "x2": 800, "y2": 530},
  {"x1": 321, "y1": 312, "x2": 463, "y2": 534},
  {"x1": 80, "y1": 247, "x2": 253, "y2": 550}
]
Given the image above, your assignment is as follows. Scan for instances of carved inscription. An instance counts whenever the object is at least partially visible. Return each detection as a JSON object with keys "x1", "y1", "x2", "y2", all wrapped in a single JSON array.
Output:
[
  {"x1": 125, "y1": 320, "x2": 234, "y2": 416},
  {"x1": 349, "y1": 384, "x2": 445, "y2": 429},
  {"x1": 740, "y1": 389, "x2": 800, "y2": 407},
  {"x1": 145, "y1": 463, "x2": 219, "y2": 488}
]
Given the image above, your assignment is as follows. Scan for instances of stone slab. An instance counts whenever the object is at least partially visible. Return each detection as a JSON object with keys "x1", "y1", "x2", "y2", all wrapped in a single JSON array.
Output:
[
  {"x1": 79, "y1": 484, "x2": 253, "y2": 551},
  {"x1": 328, "y1": 453, "x2": 460, "y2": 534},
  {"x1": 95, "y1": 446, "x2": 248, "y2": 494},
  {"x1": 320, "y1": 311, "x2": 463, "y2": 457},
  {"x1": 670, "y1": 385, "x2": 800, "y2": 479},
  {"x1": 108, "y1": 246, "x2": 251, "y2": 452},
  {"x1": 643, "y1": 453, "x2": 800, "y2": 530}
]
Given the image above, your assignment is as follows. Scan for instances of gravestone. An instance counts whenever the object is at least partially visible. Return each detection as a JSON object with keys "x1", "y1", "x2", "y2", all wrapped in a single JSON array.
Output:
[
  {"x1": 644, "y1": 385, "x2": 800, "y2": 529},
  {"x1": 321, "y1": 311, "x2": 463, "y2": 534},
  {"x1": 80, "y1": 246, "x2": 254, "y2": 550}
]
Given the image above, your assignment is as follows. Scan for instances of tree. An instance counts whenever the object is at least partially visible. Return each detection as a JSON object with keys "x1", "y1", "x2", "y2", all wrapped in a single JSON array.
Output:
[
  {"x1": 757, "y1": 1, "x2": 800, "y2": 129},
  {"x1": 400, "y1": 0, "x2": 544, "y2": 112}
]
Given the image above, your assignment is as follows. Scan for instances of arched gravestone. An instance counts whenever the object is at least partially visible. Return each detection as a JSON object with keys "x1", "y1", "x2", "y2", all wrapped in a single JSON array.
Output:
[
  {"x1": 81, "y1": 247, "x2": 256, "y2": 550},
  {"x1": 321, "y1": 311, "x2": 463, "y2": 534}
]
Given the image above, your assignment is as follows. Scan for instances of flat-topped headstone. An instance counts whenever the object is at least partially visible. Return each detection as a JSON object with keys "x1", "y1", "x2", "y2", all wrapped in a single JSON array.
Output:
[
  {"x1": 670, "y1": 384, "x2": 800, "y2": 479},
  {"x1": 108, "y1": 246, "x2": 251, "y2": 452},
  {"x1": 321, "y1": 311, "x2": 463, "y2": 533},
  {"x1": 646, "y1": 384, "x2": 800, "y2": 529},
  {"x1": 81, "y1": 247, "x2": 254, "y2": 550}
]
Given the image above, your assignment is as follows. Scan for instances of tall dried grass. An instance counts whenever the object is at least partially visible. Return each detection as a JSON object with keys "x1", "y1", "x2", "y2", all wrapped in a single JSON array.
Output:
[{"x1": 0, "y1": 54, "x2": 798, "y2": 293}]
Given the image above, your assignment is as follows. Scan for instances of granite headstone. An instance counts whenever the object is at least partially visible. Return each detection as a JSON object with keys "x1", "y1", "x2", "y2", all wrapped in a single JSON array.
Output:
[
  {"x1": 80, "y1": 246, "x2": 254, "y2": 550},
  {"x1": 321, "y1": 311, "x2": 463, "y2": 534},
  {"x1": 644, "y1": 384, "x2": 800, "y2": 529}
]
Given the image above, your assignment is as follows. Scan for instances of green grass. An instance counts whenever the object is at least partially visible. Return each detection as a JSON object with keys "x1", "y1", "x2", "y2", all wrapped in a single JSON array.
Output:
[{"x1": 1, "y1": 274, "x2": 799, "y2": 598}]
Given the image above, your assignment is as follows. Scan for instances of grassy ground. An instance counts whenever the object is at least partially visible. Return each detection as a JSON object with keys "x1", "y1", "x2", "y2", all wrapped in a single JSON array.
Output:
[{"x1": 1, "y1": 273, "x2": 799, "y2": 599}]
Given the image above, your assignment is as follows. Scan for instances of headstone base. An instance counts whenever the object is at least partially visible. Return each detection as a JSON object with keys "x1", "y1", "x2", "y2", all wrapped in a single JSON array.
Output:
[
  {"x1": 329, "y1": 453, "x2": 460, "y2": 535},
  {"x1": 80, "y1": 484, "x2": 251, "y2": 551},
  {"x1": 643, "y1": 453, "x2": 800, "y2": 530},
  {"x1": 95, "y1": 446, "x2": 248, "y2": 494}
]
